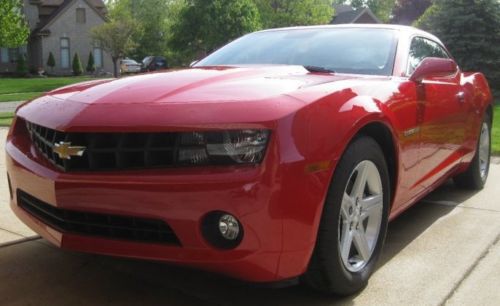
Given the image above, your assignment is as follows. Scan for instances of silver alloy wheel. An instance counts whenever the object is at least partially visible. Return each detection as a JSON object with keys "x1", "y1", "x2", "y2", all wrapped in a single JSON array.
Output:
[
  {"x1": 479, "y1": 122, "x2": 490, "y2": 181},
  {"x1": 338, "y1": 160, "x2": 383, "y2": 272}
]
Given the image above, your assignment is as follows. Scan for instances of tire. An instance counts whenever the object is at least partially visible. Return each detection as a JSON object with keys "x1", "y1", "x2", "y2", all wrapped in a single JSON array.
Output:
[
  {"x1": 454, "y1": 113, "x2": 491, "y2": 190},
  {"x1": 303, "y1": 136, "x2": 390, "y2": 295}
]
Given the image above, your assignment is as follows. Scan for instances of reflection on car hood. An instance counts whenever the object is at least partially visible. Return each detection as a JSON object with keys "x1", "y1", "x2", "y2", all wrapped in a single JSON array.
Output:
[
  {"x1": 46, "y1": 66, "x2": 362, "y2": 104},
  {"x1": 16, "y1": 66, "x2": 380, "y2": 131}
]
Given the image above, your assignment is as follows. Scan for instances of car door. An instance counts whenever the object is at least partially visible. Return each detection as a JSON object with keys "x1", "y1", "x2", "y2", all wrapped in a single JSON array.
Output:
[{"x1": 407, "y1": 37, "x2": 467, "y2": 189}]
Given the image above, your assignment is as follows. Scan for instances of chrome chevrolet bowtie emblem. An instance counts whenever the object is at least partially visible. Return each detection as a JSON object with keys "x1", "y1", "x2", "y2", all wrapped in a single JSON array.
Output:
[{"x1": 53, "y1": 142, "x2": 86, "y2": 160}]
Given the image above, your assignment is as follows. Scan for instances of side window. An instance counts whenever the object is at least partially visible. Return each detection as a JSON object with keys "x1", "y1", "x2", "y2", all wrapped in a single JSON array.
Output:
[{"x1": 407, "y1": 37, "x2": 449, "y2": 75}]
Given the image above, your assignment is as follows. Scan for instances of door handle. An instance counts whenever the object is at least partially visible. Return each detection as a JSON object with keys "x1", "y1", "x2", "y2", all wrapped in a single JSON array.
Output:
[{"x1": 456, "y1": 92, "x2": 465, "y2": 103}]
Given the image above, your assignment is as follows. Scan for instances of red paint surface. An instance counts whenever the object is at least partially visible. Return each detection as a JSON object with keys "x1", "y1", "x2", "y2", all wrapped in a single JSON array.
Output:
[{"x1": 6, "y1": 25, "x2": 492, "y2": 282}]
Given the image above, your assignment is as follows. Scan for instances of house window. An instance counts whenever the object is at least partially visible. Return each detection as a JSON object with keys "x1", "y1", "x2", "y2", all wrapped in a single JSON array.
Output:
[
  {"x1": 60, "y1": 38, "x2": 70, "y2": 68},
  {"x1": 93, "y1": 46, "x2": 103, "y2": 68},
  {"x1": 0, "y1": 48, "x2": 8, "y2": 63},
  {"x1": 76, "y1": 8, "x2": 86, "y2": 23},
  {"x1": 8, "y1": 48, "x2": 19, "y2": 62}
]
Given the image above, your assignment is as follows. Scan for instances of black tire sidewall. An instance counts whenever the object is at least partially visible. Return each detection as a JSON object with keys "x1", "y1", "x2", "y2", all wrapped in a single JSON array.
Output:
[
  {"x1": 305, "y1": 136, "x2": 390, "y2": 294},
  {"x1": 476, "y1": 114, "x2": 491, "y2": 185},
  {"x1": 454, "y1": 112, "x2": 491, "y2": 189}
]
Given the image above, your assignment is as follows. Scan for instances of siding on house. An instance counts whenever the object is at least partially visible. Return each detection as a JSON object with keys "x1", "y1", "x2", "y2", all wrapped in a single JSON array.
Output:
[
  {"x1": 39, "y1": 0, "x2": 112, "y2": 75},
  {"x1": 0, "y1": 0, "x2": 112, "y2": 75}
]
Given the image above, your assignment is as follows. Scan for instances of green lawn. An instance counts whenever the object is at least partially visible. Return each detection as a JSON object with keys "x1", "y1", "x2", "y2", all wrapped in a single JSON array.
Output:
[
  {"x1": 0, "y1": 77, "x2": 95, "y2": 102},
  {"x1": 493, "y1": 105, "x2": 500, "y2": 155},
  {"x1": 0, "y1": 112, "x2": 14, "y2": 127}
]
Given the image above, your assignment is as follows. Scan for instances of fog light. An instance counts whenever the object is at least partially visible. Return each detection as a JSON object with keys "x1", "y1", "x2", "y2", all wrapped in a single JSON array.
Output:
[
  {"x1": 202, "y1": 211, "x2": 244, "y2": 249},
  {"x1": 219, "y1": 214, "x2": 239, "y2": 240}
]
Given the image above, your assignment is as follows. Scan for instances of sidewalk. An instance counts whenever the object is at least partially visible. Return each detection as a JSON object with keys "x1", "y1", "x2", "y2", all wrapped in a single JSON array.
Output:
[
  {"x1": 0, "y1": 128, "x2": 499, "y2": 305},
  {"x1": 0, "y1": 101, "x2": 24, "y2": 113}
]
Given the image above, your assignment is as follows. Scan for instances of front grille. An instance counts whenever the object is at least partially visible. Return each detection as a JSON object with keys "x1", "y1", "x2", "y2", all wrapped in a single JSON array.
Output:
[
  {"x1": 17, "y1": 190, "x2": 181, "y2": 245},
  {"x1": 26, "y1": 121, "x2": 179, "y2": 171}
]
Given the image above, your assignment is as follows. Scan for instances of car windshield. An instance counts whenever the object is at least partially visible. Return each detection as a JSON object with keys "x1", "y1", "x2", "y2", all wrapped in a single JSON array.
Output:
[
  {"x1": 196, "y1": 28, "x2": 398, "y2": 76},
  {"x1": 142, "y1": 56, "x2": 153, "y2": 65}
]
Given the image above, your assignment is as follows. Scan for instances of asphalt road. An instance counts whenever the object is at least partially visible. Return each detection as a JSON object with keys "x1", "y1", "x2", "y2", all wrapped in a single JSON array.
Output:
[{"x1": 0, "y1": 128, "x2": 499, "y2": 306}]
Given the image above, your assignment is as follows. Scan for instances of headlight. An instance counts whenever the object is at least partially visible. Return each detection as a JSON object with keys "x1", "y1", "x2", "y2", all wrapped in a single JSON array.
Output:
[{"x1": 177, "y1": 130, "x2": 270, "y2": 165}]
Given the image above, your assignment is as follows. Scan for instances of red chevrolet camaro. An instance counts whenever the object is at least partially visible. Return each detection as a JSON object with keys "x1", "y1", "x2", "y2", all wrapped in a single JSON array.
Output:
[{"x1": 6, "y1": 25, "x2": 493, "y2": 295}]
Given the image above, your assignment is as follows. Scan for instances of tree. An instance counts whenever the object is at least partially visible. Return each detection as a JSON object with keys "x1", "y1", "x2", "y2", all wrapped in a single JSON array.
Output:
[
  {"x1": 416, "y1": 0, "x2": 500, "y2": 98},
  {"x1": 46, "y1": 52, "x2": 56, "y2": 72},
  {"x1": 334, "y1": 0, "x2": 394, "y2": 23},
  {"x1": 108, "y1": 0, "x2": 170, "y2": 61},
  {"x1": 170, "y1": 0, "x2": 261, "y2": 61},
  {"x1": 104, "y1": 0, "x2": 186, "y2": 65},
  {"x1": 391, "y1": 0, "x2": 432, "y2": 25},
  {"x1": 163, "y1": 0, "x2": 189, "y2": 65},
  {"x1": 72, "y1": 53, "x2": 83, "y2": 76},
  {"x1": 86, "y1": 51, "x2": 95, "y2": 73},
  {"x1": 254, "y1": 0, "x2": 334, "y2": 28},
  {"x1": 91, "y1": 18, "x2": 139, "y2": 77},
  {"x1": 16, "y1": 53, "x2": 27, "y2": 76},
  {"x1": 0, "y1": 0, "x2": 29, "y2": 47}
]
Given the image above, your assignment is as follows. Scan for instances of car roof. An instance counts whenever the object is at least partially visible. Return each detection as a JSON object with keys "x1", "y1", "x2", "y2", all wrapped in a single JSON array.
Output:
[{"x1": 256, "y1": 24, "x2": 444, "y2": 46}]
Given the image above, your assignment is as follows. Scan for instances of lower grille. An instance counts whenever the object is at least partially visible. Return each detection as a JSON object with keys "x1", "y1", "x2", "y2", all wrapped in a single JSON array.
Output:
[{"x1": 17, "y1": 190, "x2": 181, "y2": 246}]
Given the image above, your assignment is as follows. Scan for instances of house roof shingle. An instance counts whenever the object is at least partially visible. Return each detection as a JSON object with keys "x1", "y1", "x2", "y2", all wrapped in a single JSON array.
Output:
[
  {"x1": 33, "y1": 0, "x2": 107, "y2": 35},
  {"x1": 331, "y1": 5, "x2": 381, "y2": 24},
  {"x1": 41, "y1": 0, "x2": 105, "y2": 8}
]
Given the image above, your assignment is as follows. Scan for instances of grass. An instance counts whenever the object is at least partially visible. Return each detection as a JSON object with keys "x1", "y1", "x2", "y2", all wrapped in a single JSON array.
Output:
[
  {"x1": 0, "y1": 112, "x2": 14, "y2": 127},
  {"x1": 492, "y1": 105, "x2": 500, "y2": 155},
  {"x1": 0, "y1": 77, "x2": 94, "y2": 102},
  {"x1": 0, "y1": 92, "x2": 43, "y2": 102}
]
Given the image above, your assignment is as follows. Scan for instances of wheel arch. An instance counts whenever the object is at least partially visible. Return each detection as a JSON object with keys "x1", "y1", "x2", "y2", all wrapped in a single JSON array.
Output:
[
  {"x1": 485, "y1": 103, "x2": 493, "y2": 126},
  {"x1": 346, "y1": 121, "x2": 398, "y2": 209}
]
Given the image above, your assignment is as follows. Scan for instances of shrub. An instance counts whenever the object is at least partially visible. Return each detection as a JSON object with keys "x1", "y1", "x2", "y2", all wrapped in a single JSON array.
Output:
[
  {"x1": 86, "y1": 51, "x2": 95, "y2": 73},
  {"x1": 16, "y1": 53, "x2": 28, "y2": 76},
  {"x1": 72, "y1": 53, "x2": 83, "y2": 76},
  {"x1": 47, "y1": 52, "x2": 56, "y2": 70}
]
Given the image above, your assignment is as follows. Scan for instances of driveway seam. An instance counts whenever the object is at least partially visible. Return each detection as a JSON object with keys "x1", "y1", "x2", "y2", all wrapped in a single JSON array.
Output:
[
  {"x1": 439, "y1": 233, "x2": 500, "y2": 306},
  {"x1": 422, "y1": 200, "x2": 500, "y2": 213},
  {"x1": 0, "y1": 225, "x2": 37, "y2": 238},
  {"x1": 0, "y1": 236, "x2": 41, "y2": 248}
]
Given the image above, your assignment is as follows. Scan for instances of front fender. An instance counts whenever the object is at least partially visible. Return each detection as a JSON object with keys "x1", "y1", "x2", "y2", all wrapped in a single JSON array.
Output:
[
  {"x1": 273, "y1": 92, "x2": 400, "y2": 277},
  {"x1": 303, "y1": 94, "x2": 398, "y2": 165}
]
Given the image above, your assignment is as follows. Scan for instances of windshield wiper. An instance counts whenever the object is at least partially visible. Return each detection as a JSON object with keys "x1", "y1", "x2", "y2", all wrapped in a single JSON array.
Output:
[{"x1": 303, "y1": 65, "x2": 335, "y2": 74}]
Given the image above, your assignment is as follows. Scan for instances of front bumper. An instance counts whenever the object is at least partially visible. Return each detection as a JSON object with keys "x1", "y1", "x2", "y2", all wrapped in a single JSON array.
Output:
[{"x1": 5, "y1": 118, "x2": 329, "y2": 282}]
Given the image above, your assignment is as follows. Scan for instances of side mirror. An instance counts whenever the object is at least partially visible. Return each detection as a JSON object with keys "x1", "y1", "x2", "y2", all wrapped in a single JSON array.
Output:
[
  {"x1": 189, "y1": 60, "x2": 199, "y2": 67},
  {"x1": 410, "y1": 57, "x2": 458, "y2": 83}
]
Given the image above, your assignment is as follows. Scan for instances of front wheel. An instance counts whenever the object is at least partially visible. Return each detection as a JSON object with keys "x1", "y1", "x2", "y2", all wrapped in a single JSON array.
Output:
[
  {"x1": 454, "y1": 114, "x2": 491, "y2": 190},
  {"x1": 304, "y1": 136, "x2": 390, "y2": 295}
]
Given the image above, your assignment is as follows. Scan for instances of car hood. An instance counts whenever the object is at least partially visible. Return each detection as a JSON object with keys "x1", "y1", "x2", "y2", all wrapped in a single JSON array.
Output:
[
  {"x1": 46, "y1": 66, "x2": 358, "y2": 104},
  {"x1": 16, "y1": 66, "x2": 374, "y2": 131}
]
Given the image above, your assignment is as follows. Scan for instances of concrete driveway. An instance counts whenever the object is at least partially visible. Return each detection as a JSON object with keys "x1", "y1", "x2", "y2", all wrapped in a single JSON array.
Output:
[{"x1": 0, "y1": 128, "x2": 498, "y2": 306}]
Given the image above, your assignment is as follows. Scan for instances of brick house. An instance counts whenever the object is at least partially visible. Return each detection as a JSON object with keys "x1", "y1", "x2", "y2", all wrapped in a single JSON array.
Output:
[{"x1": 0, "y1": 0, "x2": 113, "y2": 75}]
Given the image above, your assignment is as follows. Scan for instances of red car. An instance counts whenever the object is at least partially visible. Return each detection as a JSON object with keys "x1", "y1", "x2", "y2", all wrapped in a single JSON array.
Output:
[{"x1": 6, "y1": 25, "x2": 492, "y2": 295}]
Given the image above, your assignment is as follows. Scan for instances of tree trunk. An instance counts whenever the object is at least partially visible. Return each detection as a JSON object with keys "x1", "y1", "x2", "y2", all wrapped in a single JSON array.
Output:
[{"x1": 112, "y1": 57, "x2": 119, "y2": 78}]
